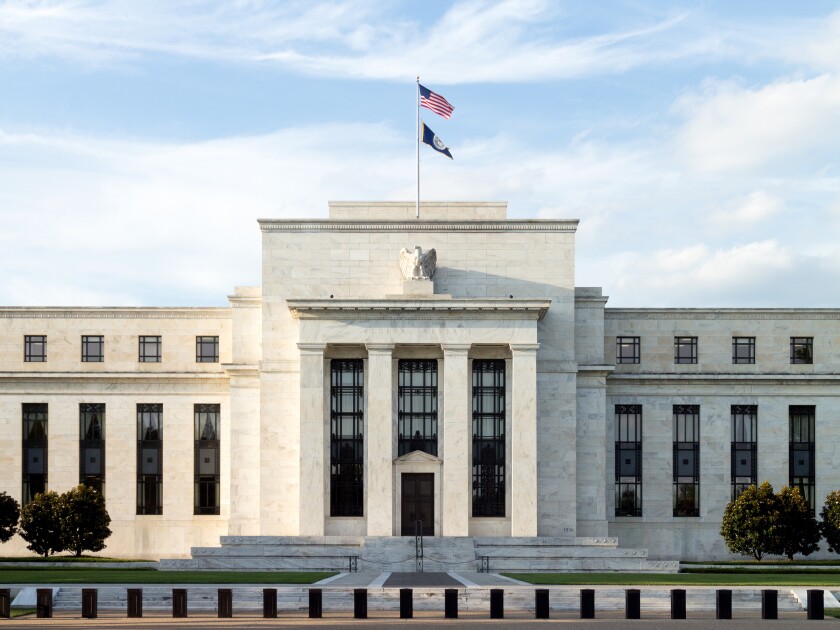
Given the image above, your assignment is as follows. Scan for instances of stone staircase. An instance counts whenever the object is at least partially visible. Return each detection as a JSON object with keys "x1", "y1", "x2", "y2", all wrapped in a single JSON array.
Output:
[{"x1": 159, "y1": 535, "x2": 678, "y2": 573}]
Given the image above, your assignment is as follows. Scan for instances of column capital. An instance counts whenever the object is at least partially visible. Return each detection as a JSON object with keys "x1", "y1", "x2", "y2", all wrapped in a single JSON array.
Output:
[
  {"x1": 297, "y1": 342, "x2": 327, "y2": 355},
  {"x1": 510, "y1": 343, "x2": 540, "y2": 355},
  {"x1": 441, "y1": 343, "x2": 471, "y2": 356},
  {"x1": 365, "y1": 343, "x2": 395, "y2": 354}
]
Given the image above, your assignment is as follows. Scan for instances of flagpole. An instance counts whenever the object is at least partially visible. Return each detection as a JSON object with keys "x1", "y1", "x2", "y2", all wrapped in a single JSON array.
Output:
[{"x1": 416, "y1": 76, "x2": 420, "y2": 220}]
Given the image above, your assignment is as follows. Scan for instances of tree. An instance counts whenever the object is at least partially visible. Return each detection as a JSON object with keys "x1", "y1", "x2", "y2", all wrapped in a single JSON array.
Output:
[
  {"x1": 820, "y1": 490, "x2": 840, "y2": 554},
  {"x1": 773, "y1": 485, "x2": 820, "y2": 560},
  {"x1": 0, "y1": 492, "x2": 20, "y2": 543},
  {"x1": 18, "y1": 491, "x2": 64, "y2": 557},
  {"x1": 60, "y1": 485, "x2": 112, "y2": 557},
  {"x1": 720, "y1": 481, "x2": 779, "y2": 560}
]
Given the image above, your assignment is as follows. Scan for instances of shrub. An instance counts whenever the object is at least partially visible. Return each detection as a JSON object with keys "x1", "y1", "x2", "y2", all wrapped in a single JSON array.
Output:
[
  {"x1": 773, "y1": 485, "x2": 820, "y2": 560},
  {"x1": 0, "y1": 491, "x2": 20, "y2": 543},
  {"x1": 820, "y1": 490, "x2": 840, "y2": 554},
  {"x1": 18, "y1": 491, "x2": 64, "y2": 557},
  {"x1": 720, "y1": 481, "x2": 779, "y2": 560},
  {"x1": 60, "y1": 485, "x2": 112, "y2": 557}
]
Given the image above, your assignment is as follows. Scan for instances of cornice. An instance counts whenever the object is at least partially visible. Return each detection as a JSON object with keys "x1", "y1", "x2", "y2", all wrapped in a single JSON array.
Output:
[
  {"x1": 287, "y1": 298, "x2": 551, "y2": 321},
  {"x1": 0, "y1": 307, "x2": 231, "y2": 320},
  {"x1": 606, "y1": 308, "x2": 840, "y2": 321},
  {"x1": 258, "y1": 219, "x2": 578, "y2": 233}
]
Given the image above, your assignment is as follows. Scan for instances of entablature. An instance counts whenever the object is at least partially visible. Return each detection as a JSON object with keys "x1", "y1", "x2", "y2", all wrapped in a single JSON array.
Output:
[{"x1": 287, "y1": 298, "x2": 551, "y2": 321}]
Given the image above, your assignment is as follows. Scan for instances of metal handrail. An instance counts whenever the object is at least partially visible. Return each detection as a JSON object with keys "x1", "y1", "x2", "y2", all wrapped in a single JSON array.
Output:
[{"x1": 415, "y1": 520, "x2": 424, "y2": 573}]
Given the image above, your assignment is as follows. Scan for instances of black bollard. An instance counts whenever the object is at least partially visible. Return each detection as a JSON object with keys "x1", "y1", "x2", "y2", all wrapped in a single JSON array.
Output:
[
  {"x1": 127, "y1": 588, "x2": 143, "y2": 618},
  {"x1": 309, "y1": 588, "x2": 323, "y2": 619},
  {"x1": 761, "y1": 589, "x2": 778, "y2": 620},
  {"x1": 444, "y1": 589, "x2": 458, "y2": 619},
  {"x1": 0, "y1": 589, "x2": 9, "y2": 619},
  {"x1": 82, "y1": 588, "x2": 98, "y2": 619},
  {"x1": 807, "y1": 589, "x2": 824, "y2": 620},
  {"x1": 715, "y1": 589, "x2": 732, "y2": 620},
  {"x1": 218, "y1": 588, "x2": 232, "y2": 618},
  {"x1": 36, "y1": 589, "x2": 52, "y2": 619},
  {"x1": 172, "y1": 588, "x2": 188, "y2": 618},
  {"x1": 535, "y1": 589, "x2": 550, "y2": 619},
  {"x1": 580, "y1": 588, "x2": 595, "y2": 619},
  {"x1": 625, "y1": 588, "x2": 641, "y2": 619},
  {"x1": 490, "y1": 589, "x2": 504, "y2": 619},
  {"x1": 263, "y1": 588, "x2": 277, "y2": 618},
  {"x1": 400, "y1": 588, "x2": 413, "y2": 619},
  {"x1": 671, "y1": 588, "x2": 686, "y2": 619},
  {"x1": 354, "y1": 588, "x2": 368, "y2": 619}
]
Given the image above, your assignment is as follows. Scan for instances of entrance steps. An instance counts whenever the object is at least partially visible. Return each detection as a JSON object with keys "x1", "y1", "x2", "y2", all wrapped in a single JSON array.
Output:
[{"x1": 159, "y1": 535, "x2": 678, "y2": 573}]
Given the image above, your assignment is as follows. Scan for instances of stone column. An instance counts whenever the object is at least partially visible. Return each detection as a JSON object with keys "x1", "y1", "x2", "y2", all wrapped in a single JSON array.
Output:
[
  {"x1": 366, "y1": 344, "x2": 395, "y2": 536},
  {"x1": 298, "y1": 343, "x2": 327, "y2": 536},
  {"x1": 442, "y1": 344, "x2": 471, "y2": 536},
  {"x1": 510, "y1": 343, "x2": 540, "y2": 536},
  {"x1": 227, "y1": 366, "x2": 261, "y2": 535}
]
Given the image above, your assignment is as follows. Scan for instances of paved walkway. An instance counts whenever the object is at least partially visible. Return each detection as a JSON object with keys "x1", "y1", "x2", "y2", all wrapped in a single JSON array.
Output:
[{"x1": 324, "y1": 571, "x2": 513, "y2": 588}]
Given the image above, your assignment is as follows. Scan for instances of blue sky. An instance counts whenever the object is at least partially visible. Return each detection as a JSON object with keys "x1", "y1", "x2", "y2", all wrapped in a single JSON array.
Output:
[{"x1": 1, "y1": 1, "x2": 839, "y2": 307}]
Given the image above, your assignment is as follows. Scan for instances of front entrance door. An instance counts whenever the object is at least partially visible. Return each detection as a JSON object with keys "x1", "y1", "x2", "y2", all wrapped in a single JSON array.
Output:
[{"x1": 401, "y1": 473, "x2": 434, "y2": 536}]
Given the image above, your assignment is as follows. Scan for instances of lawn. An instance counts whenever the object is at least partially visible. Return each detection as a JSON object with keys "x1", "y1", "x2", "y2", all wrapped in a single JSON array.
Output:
[
  {"x1": 0, "y1": 568, "x2": 334, "y2": 584},
  {"x1": 0, "y1": 556, "x2": 147, "y2": 563},
  {"x1": 504, "y1": 572, "x2": 840, "y2": 586}
]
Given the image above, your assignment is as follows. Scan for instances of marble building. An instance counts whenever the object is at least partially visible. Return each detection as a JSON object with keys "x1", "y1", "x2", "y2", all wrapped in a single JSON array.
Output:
[{"x1": 0, "y1": 201, "x2": 838, "y2": 562}]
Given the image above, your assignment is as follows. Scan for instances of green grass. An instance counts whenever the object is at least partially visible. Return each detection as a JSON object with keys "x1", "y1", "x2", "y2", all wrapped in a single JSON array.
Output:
[
  {"x1": 0, "y1": 555, "x2": 149, "y2": 563},
  {"x1": 684, "y1": 567, "x2": 840, "y2": 575},
  {"x1": 504, "y1": 572, "x2": 840, "y2": 586},
  {"x1": 10, "y1": 608, "x2": 36, "y2": 618},
  {"x1": 0, "y1": 568, "x2": 334, "y2": 584},
  {"x1": 825, "y1": 609, "x2": 840, "y2": 619},
  {"x1": 683, "y1": 559, "x2": 840, "y2": 566}
]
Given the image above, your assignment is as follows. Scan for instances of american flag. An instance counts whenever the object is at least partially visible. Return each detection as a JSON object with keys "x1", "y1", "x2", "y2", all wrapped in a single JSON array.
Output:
[{"x1": 419, "y1": 83, "x2": 454, "y2": 119}]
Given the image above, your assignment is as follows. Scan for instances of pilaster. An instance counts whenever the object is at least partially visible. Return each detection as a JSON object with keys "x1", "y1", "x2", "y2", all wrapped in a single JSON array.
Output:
[
  {"x1": 441, "y1": 344, "x2": 471, "y2": 536},
  {"x1": 366, "y1": 343, "x2": 395, "y2": 535},
  {"x1": 298, "y1": 343, "x2": 327, "y2": 535},
  {"x1": 511, "y1": 343, "x2": 539, "y2": 536}
]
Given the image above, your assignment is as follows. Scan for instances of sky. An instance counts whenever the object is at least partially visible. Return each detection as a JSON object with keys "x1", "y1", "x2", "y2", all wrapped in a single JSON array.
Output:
[{"x1": 1, "y1": 0, "x2": 840, "y2": 308}]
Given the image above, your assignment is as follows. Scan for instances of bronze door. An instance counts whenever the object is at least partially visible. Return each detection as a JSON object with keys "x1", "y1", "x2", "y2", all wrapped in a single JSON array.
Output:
[{"x1": 401, "y1": 473, "x2": 434, "y2": 536}]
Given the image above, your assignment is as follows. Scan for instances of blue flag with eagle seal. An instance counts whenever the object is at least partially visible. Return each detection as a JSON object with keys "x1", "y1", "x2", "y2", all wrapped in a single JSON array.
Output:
[{"x1": 421, "y1": 122, "x2": 453, "y2": 159}]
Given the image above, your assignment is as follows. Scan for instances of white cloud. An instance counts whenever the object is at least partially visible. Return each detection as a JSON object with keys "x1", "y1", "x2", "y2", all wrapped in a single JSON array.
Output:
[{"x1": 709, "y1": 191, "x2": 783, "y2": 229}]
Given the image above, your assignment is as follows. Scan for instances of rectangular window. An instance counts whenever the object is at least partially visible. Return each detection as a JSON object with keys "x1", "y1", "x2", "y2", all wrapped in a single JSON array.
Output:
[
  {"x1": 24, "y1": 335, "x2": 47, "y2": 362},
  {"x1": 330, "y1": 360, "x2": 364, "y2": 517},
  {"x1": 790, "y1": 405, "x2": 815, "y2": 511},
  {"x1": 139, "y1": 336, "x2": 162, "y2": 362},
  {"x1": 398, "y1": 359, "x2": 438, "y2": 456},
  {"x1": 674, "y1": 337, "x2": 698, "y2": 364},
  {"x1": 196, "y1": 336, "x2": 219, "y2": 363},
  {"x1": 616, "y1": 337, "x2": 640, "y2": 364},
  {"x1": 732, "y1": 337, "x2": 755, "y2": 364},
  {"x1": 194, "y1": 404, "x2": 220, "y2": 515},
  {"x1": 791, "y1": 337, "x2": 813, "y2": 364},
  {"x1": 82, "y1": 335, "x2": 104, "y2": 362},
  {"x1": 80, "y1": 403, "x2": 105, "y2": 497},
  {"x1": 615, "y1": 404, "x2": 642, "y2": 516},
  {"x1": 137, "y1": 403, "x2": 163, "y2": 515},
  {"x1": 472, "y1": 359, "x2": 505, "y2": 517},
  {"x1": 731, "y1": 405, "x2": 757, "y2": 500},
  {"x1": 22, "y1": 403, "x2": 48, "y2": 504},
  {"x1": 673, "y1": 405, "x2": 700, "y2": 517}
]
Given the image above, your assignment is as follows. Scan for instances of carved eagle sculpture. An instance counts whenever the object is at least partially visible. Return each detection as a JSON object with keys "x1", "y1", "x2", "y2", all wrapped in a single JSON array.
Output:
[{"x1": 399, "y1": 245, "x2": 437, "y2": 280}]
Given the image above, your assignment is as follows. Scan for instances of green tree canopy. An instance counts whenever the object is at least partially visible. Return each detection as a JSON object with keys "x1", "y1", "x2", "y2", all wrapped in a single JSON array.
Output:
[
  {"x1": 19, "y1": 491, "x2": 64, "y2": 557},
  {"x1": 820, "y1": 490, "x2": 840, "y2": 554},
  {"x1": 0, "y1": 491, "x2": 20, "y2": 543},
  {"x1": 720, "y1": 481, "x2": 779, "y2": 560},
  {"x1": 60, "y1": 485, "x2": 112, "y2": 557},
  {"x1": 773, "y1": 485, "x2": 820, "y2": 560}
]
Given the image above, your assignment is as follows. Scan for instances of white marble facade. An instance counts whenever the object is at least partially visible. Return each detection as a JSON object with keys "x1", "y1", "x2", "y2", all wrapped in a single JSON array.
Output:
[{"x1": 0, "y1": 201, "x2": 838, "y2": 561}]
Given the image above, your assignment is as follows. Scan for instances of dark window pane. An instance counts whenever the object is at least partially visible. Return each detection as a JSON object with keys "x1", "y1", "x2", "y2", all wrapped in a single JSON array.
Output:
[
  {"x1": 24, "y1": 335, "x2": 47, "y2": 362},
  {"x1": 196, "y1": 336, "x2": 219, "y2": 362},
  {"x1": 330, "y1": 359, "x2": 364, "y2": 517}
]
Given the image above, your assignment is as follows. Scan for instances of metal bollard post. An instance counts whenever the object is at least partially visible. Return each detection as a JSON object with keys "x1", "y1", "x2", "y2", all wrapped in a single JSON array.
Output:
[
  {"x1": 218, "y1": 588, "x2": 232, "y2": 618},
  {"x1": 490, "y1": 589, "x2": 504, "y2": 619},
  {"x1": 82, "y1": 588, "x2": 98, "y2": 619},
  {"x1": 807, "y1": 589, "x2": 824, "y2": 620},
  {"x1": 671, "y1": 588, "x2": 686, "y2": 619},
  {"x1": 444, "y1": 589, "x2": 458, "y2": 619},
  {"x1": 36, "y1": 589, "x2": 52, "y2": 619},
  {"x1": 625, "y1": 588, "x2": 641, "y2": 619},
  {"x1": 715, "y1": 589, "x2": 731, "y2": 620},
  {"x1": 172, "y1": 588, "x2": 188, "y2": 618},
  {"x1": 580, "y1": 588, "x2": 595, "y2": 619},
  {"x1": 354, "y1": 588, "x2": 368, "y2": 619},
  {"x1": 400, "y1": 588, "x2": 413, "y2": 619},
  {"x1": 761, "y1": 589, "x2": 778, "y2": 620},
  {"x1": 535, "y1": 589, "x2": 550, "y2": 619},
  {"x1": 127, "y1": 588, "x2": 143, "y2": 618},
  {"x1": 309, "y1": 588, "x2": 322, "y2": 619},
  {"x1": 263, "y1": 588, "x2": 277, "y2": 618},
  {"x1": 0, "y1": 589, "x2": 10, "y2": 619}
]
